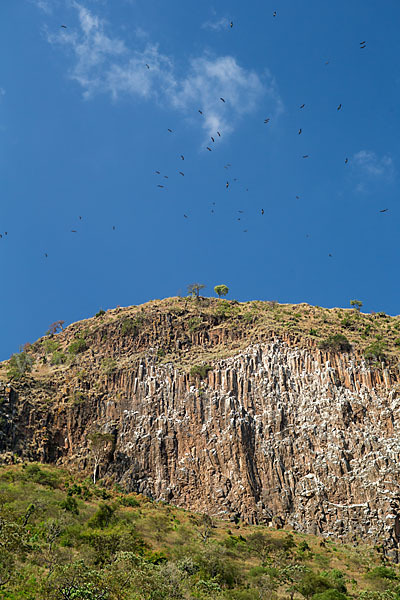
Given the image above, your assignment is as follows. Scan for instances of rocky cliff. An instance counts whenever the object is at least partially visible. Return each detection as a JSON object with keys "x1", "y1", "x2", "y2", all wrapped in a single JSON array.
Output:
[{"x1": 1, "y1": 297, "x2": 400, "y2": 554}]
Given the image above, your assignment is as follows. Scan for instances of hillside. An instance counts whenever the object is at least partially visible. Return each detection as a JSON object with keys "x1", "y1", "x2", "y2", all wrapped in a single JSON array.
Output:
[
  {"x1": 0, "y1": 462, "x2": 398, "y2": 599},
  {"x1": 1, "y1": 297, "x2": 400, "y2": 555}
]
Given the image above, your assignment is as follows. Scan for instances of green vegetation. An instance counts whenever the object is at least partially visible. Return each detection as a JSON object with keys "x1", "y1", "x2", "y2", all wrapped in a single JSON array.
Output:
[
  {"x1": 350, "y1": 300, "x2": 363, "y2": 312},
  {"x1": 101, "y1": 358, "x2": 117, "y2": 375},
  {"x1": 215, "y1": 285, "x2": 229, "y2": 299},
  {"x1": 0, "y1": 463, "x2": 399, "y2": 599},
  {"x1": 319, "y1": 335, "x2": 352, "y2": 353},
  {"x1": 190, "y1": 364, "x2": 212, "y2": 379},
  {"x1": 95, "y1": 309, "x2": 106, "y2": 318},
  {"x1": 121, "y1": 316, "x2": 143, "y2": 336},
  {"x1": 6, "y1": 352, "x2": 33, "y2": 380},
  {"x1": 68, "y1": 337, "x2": 88, "y2": 355},
  {"x1": 364, "y1": 340, "x2": 388, "y2": 363}
]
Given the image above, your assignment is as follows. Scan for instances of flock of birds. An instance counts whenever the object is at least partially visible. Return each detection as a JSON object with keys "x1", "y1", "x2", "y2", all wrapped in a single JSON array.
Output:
[{"x1": 2, "y1": 16, "x2": 390, "y2": 260}]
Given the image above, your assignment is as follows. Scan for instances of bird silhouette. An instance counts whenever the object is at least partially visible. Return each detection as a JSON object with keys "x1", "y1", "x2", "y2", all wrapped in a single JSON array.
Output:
[
  {"x1": 146, "y1": 64, "x2": 150, "y2": 69},
  {"x1": 164, "y1": 175, "x2": 169, "y2": 179},
  {"x1": 230, "y1": 21, "x2": 233, "y2": 28},
  {"x1": 328, "y1": 253, "x2": 333, "y2": 257},
  {"x1": 243, "y1": 229, "x2": 248, "y2": 232},
  {"x1": 168, "y1": 128, "x2": 173, "y2": 132},
  {"x1": 380, "y1": 208, "x2": 389, "y2": 213},
  {"x1": 345, "y1": 158, "x2": 349, "y2": 164},
  {"x1": 296, "y1": 196, "x2": 300, "y2": 199},
  {"x1": 71, "y1": 230, "x2": 77, "y2": 233},
  {"x1": 226, "y1": 182, "x2": 229, "y2": 188},
  {"x1": 261, "y1": 209, "x2": 264, "y2": 215},
  {"x1": 79, "y1": 216, "x2": 82, "y2": 220},
  {"x1": 112, "y1": 226, "x2": 115, "y2": 230},
  {"x1": 337, "y1": 104, "x2": 342, "y2": 110},
  {"x1": 179, "y1": 171, "x2": 185, "y2": 176},
  {"x1": 302, "y1": 155, "x2": 309, "y2": 158},
  {"x1": 180, "y1": 155, "x2": 184, "y2": 160},
  {"x1": 206, "y1": 147, "x2": 212, "y2": 151},
  {"x1": 45, "y1": 253, "x2": 48, "y2": 257},
  {"x1": 198, "y1": 110, "x2": 203, "y2": 115},
  {"x1": 325, "y1": 60, "x2": 330, "y2": 65},
  {"x1": 217, "y1": 131, "x2": 221, "y2": 137},
  {"x1": 273, "y1": 11, "x2": 277, "y2": 17},
  {"x1": 264, "y1": 118, "x2": 270, "y2": 124},
  {"x1": 184, "y1": 214, "x2": 188, "y2": 218},
  {"x1": 157, "y1": 185, "x2": 165, "y2": 188},
  {"x1": 61, "y1": 25, "x2": 67, "y2": 28},
  {"x1": 300, "y1": 104, "x2": 305, "y2": 109},
  {"x1": 298, "y1": 128, "x2": 302, "y2": 135},
  {"x1": 211, "y1": 136, "x2": 215, "y2": 142},
  {"x1": 155, "y1": 170, "x2": 160, "y2": 174},
  {"x1": 220, "y1": 97, "x2": 226, "y2": 103}
]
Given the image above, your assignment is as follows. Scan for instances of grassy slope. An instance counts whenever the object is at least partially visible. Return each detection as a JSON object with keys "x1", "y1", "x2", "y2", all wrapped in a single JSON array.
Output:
[{"x1": 0, "y1": 463, "x2": 398, "y2": 599}]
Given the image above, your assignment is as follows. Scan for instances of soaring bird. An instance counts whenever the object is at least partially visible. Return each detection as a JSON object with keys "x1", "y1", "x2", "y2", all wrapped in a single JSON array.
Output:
[
  {"x1": 273, "y1": 11, "x2": 277, "y2": 17},
  {"x1": 157, "y1": 185, "x2": 164, "y2": 188},
  {"x1": 184, "y1": 214, "x2": 188, "y2": 218},
  {"x1": 71, "y1": 230, "x2": 77, "y2": 233},
  {"x1": 211, "y1": 136, "x2": 215, "y2": 142},
  {"x1": 264, "y1": 118, "x2": 270, "y2": 124},
  {"x1": 337, "y1": 104, "x2": 342, "y2": 110},
  {"x1": 220, "y1": 97, "x2": 226, "y2": 103},
  {"x1": 180, "y1": 155, "x2": 184, "y2": 160},
  {"x1": 345, "y1": 158, "x2": 349, "y2": 164},
  {"x1": 325, "y1": 60, "x2": 330, "y2": 65},
  {"x1": 261, "y1": 209, "x2": 264, "y2": 215},
  {"x1": 360, "y1": 41, "x2": 366, "y2": 48},
  {"x1": 198, "y1": 110, "x2": 203, "y2": 115},
  {"x1": 155, "y1": 170, "x2": 160, "y2": 174},
  {"x1": 328, "y1": 253, "x2": 333, "y2": 257},
  {"x1": 238, "y1": 210, "x2": 244, "y2": 213},
  {"x1": 380, "y1": 208, "x2": 389, "y2": 213},
  {"x1": 226, "y1": 182, "x2": 229, "y2": 188},
  {"x1": 298, "y1": 128, "x2": 302, "y2": 135},
  {"x1": 164, "y1": 175, "x2": 169, "y2": 179},
  {"x1": 230, "y1": 21, "x2": 233, "y2": 28},
  {"x1": 300, "y1": 104, "x2": 305, "y2": 108},
  {"x1": 296, "y1": 196, "x2": 300, "y2": 199},
  {"x1": 302, "y1": 155, "x2": 309, "y2": 158},
  {"x1": 112, "y1": 226, "x2": 116, "y2": 230},
  {"x1": 179, "y1": 171, "x2": 185, "y2": 176},
  {"x1": 168, "y1": 128, "x2": 173, "y2": 132},
  {"x1": 217, "y1": 131, "x2": 221, "y2": 137},
  {"x1": 206, "y1": 147, "x2": 212, "y2": 151},
  {"x1": 243, "y1": 229, "x2": 248, "y2": 233},
  {"x1": 79, "y1": 216, "x2": 82, "y2": 220},
  {"x1": 145, "y1": 64, "x2": 150, "y2": 69},
  {"x1": 61, "y1": 25, "x2": 67, "y2": 28},
  {"x1": 45, "y1": 253, "x2": 48, "y2": 258}
]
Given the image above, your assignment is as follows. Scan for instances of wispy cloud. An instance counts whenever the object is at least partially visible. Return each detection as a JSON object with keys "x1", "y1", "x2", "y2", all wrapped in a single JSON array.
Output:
[
  {"x1": 44, "y1": 2, "x2": 282, "y2": 142},
  {"x1": 31, "y1": 0, "x2": 54, "y2": 14},
  {"x1": 202, "y1": 17, "x2": 231, "y2": 32},
  {"x1": 353, "y1": 150, "x2": 394, "y2": 179}
]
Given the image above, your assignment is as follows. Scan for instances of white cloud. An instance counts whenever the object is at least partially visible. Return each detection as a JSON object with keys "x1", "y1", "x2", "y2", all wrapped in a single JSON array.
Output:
[
  {"x1": 45, "y1": 2, "x2": 282, "y2": 141},
  {"x1": 353, "y1": 150, "x2": 394, "y2": 179},
  {"x1": 202, "y1": 17, "x2": 231, "y2": 31},
  {"x1": 31, "y1": 0, "x2": 54, "y2": 14}
]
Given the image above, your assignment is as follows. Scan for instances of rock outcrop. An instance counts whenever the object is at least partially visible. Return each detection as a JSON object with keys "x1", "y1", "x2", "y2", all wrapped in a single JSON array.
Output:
[{"x1": 1, "y1": 299, "x2": 400, "y2": 553}]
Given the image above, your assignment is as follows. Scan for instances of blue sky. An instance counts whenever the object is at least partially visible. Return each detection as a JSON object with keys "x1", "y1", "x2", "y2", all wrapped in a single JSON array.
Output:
[{"x1": 1, "y1": 0, "x2": 399, "y2": 359}]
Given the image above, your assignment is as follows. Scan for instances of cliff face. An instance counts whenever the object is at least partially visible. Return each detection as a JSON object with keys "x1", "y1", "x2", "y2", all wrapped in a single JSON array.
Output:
[{"x1": 1, "y1": 298, "x2": 400, "y2": 553}]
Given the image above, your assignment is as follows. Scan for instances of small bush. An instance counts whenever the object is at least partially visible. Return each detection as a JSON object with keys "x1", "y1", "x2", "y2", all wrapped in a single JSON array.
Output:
[
  {"x1": 7, "y1": 352, "x2": 33, "y2": 380},
  {"x1": 60, "y1": 495, "x2": 79, "y2": 514},
  {"x1": 119, "y1": 495, "x2": 140, "y2": 508},
  {"x1": 51, "y1": 351, "x2": 67, "y2": 365},
  {"x1": 394, "y1": 338, "x2": 400, "y2": 347},
  {"x1": 68, "y1": 338, "x2": 87, "y2": 355},
  {"x1": 313, "y1": 590, "x2": 348, "y2": 600},
  {"x1": 88, "y1": 503, "x2": 116, "y2": 529},
  {"x1": 95, "y1": 309, "x2": 106, "y2": 318},
  {"x1": 319, "y1": 334, "x2": 352, "y2": 353},
  {"x1": 366, "y1": 567, "x2": 398, "y2": 581},
  {"x1": 23, "y1": 464, "x2": 60, "y2": 488},
  {"x1": 43, "y1": 338, "x2": 60, "y2": 354},
  {"x1": 121, "y1": 317, "x2": 142, "y2": 336},
  {"x1": 309, "y1": 328, "x2": 318, "y2": 336},
  {"x1": 364, "y1": 340, "x2": 387, "y2": 363},
  {"x1": 101, "y1": 358, "x2": 117, "y2": 374},
  {"x1": 188, "y1": 316, "x2": 203, "y2": 332},
  {"x1": 190, "y1": 364, "x2": 212, "y2": 379}
]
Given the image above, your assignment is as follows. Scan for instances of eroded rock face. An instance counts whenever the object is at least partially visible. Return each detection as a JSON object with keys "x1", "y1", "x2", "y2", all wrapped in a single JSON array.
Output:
[{"x1": 2, "y1": 334, "x2": 400, "y2": 549}]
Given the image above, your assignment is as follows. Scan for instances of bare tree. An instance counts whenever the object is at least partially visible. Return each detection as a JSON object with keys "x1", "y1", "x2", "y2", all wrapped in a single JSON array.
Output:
[
  {"x1": 88, "y1": 433, "x2": 114, "y2": 484},
  {"x1": 187, "y1": 283, "x2": 205, "y2": 299}
]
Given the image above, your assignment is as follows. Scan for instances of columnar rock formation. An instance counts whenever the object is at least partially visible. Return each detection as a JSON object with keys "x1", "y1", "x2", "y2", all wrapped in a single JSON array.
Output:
[{"x1": 1, "y1": 301, "x2": 400, "y2": 553}]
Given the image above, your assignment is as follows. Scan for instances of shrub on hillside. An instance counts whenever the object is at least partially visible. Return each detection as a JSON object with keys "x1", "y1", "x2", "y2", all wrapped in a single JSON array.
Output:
[
  {"x1": 364, "y1": 340, "x2": 387, "y2": 363},
  {"x1": 88, "y1": 503, "x2": 117, "y2": 529},
  {"x1": 190, "y1": 364, "x2": 212, "y2": 380},
  {"x1": 319, "y1": 335, "x2": 352, "y2": 353},
  {"x1": 68, "y1": 338, "x2": 87, "y2": 355},
  {"x1": 7, "y1": 352, "x2": 33, "y2": 380}
]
